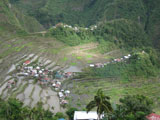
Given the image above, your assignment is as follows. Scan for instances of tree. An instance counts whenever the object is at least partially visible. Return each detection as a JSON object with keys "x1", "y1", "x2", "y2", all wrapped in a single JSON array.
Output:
[
  {"x1": 0, "y1": 98, "x2": 24, "y2": 120},
  {"x1": 66, "y1": 107, "x2": 78, "y2": 120},
  {"x1": 0, "y1": 98, "x2": 54, "y2": 120},
  {"x1": 111, "y1": 95, "x2": 153, "y2": 120},
  {"x1": 86, "y1": 89, "x2": 113, "y2": 120}
]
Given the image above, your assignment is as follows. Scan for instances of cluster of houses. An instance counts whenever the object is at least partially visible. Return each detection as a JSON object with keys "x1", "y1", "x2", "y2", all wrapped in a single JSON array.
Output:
[
  {"x1": 52, "y1": 23, "x2": 97, "y2": 32},
  {"x1": 58, "y1": 89, "x2": 70, "y2": 106},
  {"x1": 17, "y1": 60, "x2": 76, "y2": 84},
  {"x1": 89, "y1": 54, "x2": 132, "y2": 68},
  {"x1": 16, "y1": 60, "x2": 75, "y2": 106},
  {"x1": 7, "y1": 79, "x2": 16, "y2": 88},
  {"x1": 51, "y1": 79, "x2": 70, "y2": 106},
  {"x1": 17, "y1": 60, "x2": 52, "y2": 85}
]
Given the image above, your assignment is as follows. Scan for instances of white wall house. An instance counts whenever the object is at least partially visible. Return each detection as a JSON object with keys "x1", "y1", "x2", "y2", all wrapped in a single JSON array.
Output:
[{"x1": 74, "y1": 111, "x2": 102, "y2": 120}]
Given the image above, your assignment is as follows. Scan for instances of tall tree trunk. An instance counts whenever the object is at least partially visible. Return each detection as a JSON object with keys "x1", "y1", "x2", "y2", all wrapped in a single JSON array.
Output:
[{"x1": 98, "y1": 113, "x2": 101, "y2": 120}]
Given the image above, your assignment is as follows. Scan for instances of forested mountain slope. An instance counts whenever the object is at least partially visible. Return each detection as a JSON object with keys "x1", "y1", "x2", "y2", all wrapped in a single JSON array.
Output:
[
  {"x1": 0, "y1": 0, "x2": 44, "y2": 35},
  {"x1": 11, "y1": 0, "x2": 160, "y2": 49}
]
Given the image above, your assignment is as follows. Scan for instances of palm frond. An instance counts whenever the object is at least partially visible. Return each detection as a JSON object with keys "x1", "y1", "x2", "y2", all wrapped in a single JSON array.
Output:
[{"x1": 86, "y1": 100, "x2": 96, "y2": 113}]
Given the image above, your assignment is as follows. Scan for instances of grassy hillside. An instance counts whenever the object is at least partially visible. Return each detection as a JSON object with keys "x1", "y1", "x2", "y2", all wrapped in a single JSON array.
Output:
[
  {"x1": 12, "y1": 0, "x2": 157, "y2": 27},
  {"x1": 0, "y1": 0, "x2": 44, "y2": 35},
  {"x1": 12, "y1": 0, "x2": 160, "y2": 48},
  {"x1": 0, "y1": 0, "x2": 23, "y2": 34},
  {"x1": 79, "y1": 49, "x2": 159, "y2": 80},
  {"x1": 48, "y1": 19, "x2": 151, "y2": 54}
]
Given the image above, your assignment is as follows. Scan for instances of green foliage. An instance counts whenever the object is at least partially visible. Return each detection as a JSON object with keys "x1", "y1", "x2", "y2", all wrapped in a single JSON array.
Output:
[
  {"x1": 0, "y1": 98, "x2": 24, "y2": 120},
  {"x1": 9, "y1": 0, "x2": 20, "y2": 4},
  {"x1": 66, "y1": 107, "x2": 78, "y2": 120},
  {"x1": 81, "y1": 49, "x2": 159, "y2": 80},
  {"x1": 53, "y1": 112, "x2": 66, "y2": 120},
  {"x1": 12, "y1": 0, "x2": 151, "y2": 27},
  {"x1": 86, "y1": 89, "x2": 113, "y2": 119},
  {"x1": 111, "y1": 95, "x2": 153, "y2": 120},
  {"x1": 9, "y1": 0, "x2": 160, "y2": 53},
  {"x1": 96, "y1": 36, "x2": 116, "y2": 53},
  {"x1": 54, "y1": 112, "x2": 65, "y2": 118},
  {"x1": 48, "y1": 26, "x2": 95, "y2": 46},
  {"x1": 125, "y1": 51, "x2": 159, "y2": 78},
  {"x1": 3, "y1": 0, "x2": 160, "y2": 50},
  {"x1": 48, "y1": 18, "x2": 152, "y2": 53},
  {"x1": 0, "y1": 98, "x2": 54, "y2": 120},
  {"x1": 95, "y1": 19, "x2": 151, "y2": 49}
]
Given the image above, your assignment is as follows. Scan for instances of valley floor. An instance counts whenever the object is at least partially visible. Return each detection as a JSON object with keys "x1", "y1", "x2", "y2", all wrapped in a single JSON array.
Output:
[
  {"x1": 63, "y1": 77, "x2": 160, "y2": 114},
  {"x1": 0, "y1": 34, "x2": 160, "y2": 114}
]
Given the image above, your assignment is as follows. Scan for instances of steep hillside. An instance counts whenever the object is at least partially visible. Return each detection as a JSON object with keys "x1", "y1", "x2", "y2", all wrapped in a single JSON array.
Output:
[
  {"x1": 12, "y1": 0, "x2": 154, "y2": 27},
  {"x1": 0, "y1": 0, "x2": 23, "y2": 35},
  {"x1": 0, "y1": 0, "x2": 44, "y2": 35},
  {"x1": 12, "y1": 0, "x2": 160, "y2": 49}
]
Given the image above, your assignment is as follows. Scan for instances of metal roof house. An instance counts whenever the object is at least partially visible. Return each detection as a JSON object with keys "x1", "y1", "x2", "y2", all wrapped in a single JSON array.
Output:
[
  {"x1": 146, "y1": 113, "x2": 160, "y2": 120},
  {"x1": 74, "y1": 111, "x2": 102, "y2": 120}
]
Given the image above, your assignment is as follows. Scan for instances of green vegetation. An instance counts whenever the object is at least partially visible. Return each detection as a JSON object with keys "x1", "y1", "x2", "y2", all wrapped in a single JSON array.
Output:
[
  {"x1": 85, "y1": 89, "x2": 154, "y2": 120},
  {"x1": 95, "y1": 19, "x2": 151, "y2": 50},
  {"x1": 66, "y1": 107, "x2": 78, "y2": 120},
  {"x1": 86, "y1": 89, "x2": 113, "y2": 120},
  {"x1": 12, "y1": 0, "x2": 160, "y2": 47},
  {"x1": 110, "y1": 95, "x2": 153, "y2": 120},
  {"x1": 0, "y1": 0, "x2": 44, "y2": 36},
  {"x1": 48, "y1": 19, "x2": 151, "y2": 53},
  {"x1": 48, "y1": 26, "x2": 96, "y2": 46},
  {"x1": 67, "y1": 76, "x2": 160, "y2": 112},
  {"x1": 1, "y1": 0, "x2": 160, "y2": 117},
  {"x1": 79, "y1": 49, "x2": 159, "y2": 80},
  {"x1": 0, "y1": 98, "x2": 54, "y2": 120},
  {"x1": 53, "y1": 112, "x2": 66, "y2": 120},
  {"x1": 11, "y1": 0, "x2": 160, "y2": 51}
]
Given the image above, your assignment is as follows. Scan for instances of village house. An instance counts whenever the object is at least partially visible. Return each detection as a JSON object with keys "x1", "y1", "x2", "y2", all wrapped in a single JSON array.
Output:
[
  {"x1": 55, "y1": 72, "x2": 64, "y2": 79},
  {"x1": 23, "y1": 60, "x2": 31, "y2": 66},
  {"x1": 74, "y1": 111, "x2": 103, "y2": 120},
  {"x1": 89, "y1": 64, "x2": 95, "y2": 67},
  {"x1": 146, "y1": 113, "x2": 160, "y2": 120},
  {"x1": 60, "y1": 99, "x2": 68, "y2": 105},
  {"x1": 7, "y1": 80, "x2": 15, "y2": 88},
  {"x1": 95, "y1": 63, "x2": 104, "y2": 68}
]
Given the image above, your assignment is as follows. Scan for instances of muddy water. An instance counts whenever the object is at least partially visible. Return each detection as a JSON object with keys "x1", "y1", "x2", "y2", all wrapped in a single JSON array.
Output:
[
  {"x1": 31, "y1": 85, "x2": 41, "y2": 107},
  {"x1": 16, "y1": 77, "x2": 24, "y2": 86},
  {"x1": 38, "y1": 57, "x2": 43, "y2": 63},
  {"x1": 7, "y1": 64, "x2": 16, "y2": 74},
  {"x1": 23, "y1": 99, "x2": 31, "y2": 106},
  {"x1": 16, "y1": 93, "x2": 24, "y2": 101},
  {"x1": 46, "y1": 62, "x2": 56, "y2": 69},
  {"x1": 4, "y1": 76, "x2": 12, "y2": 81},
  {"x1": 43, "y1": 104, "x2": 49, "y2": 110},
  {"x1": 44, "y1": 60, "x2": 51, "y2": 66},
  {"x1": 50, "y1": 66, "x2": 60, "y2": 71},
  {"x1": 0, "y1": 82, "x2": 8, "y2": 95},
  {"x1": 24, "y1": 54, "x2": 34, "y2": 61},
  {"x1": 30, "y1": 55, "x2": 38, "y2": 63},
  {"x1": 46, "y1": 88, "x2": 60, "y2": 113},
  {"x1": 2, "y1": 88, "x2": 8, "y2": 99},
  {"x1": 64, "y1": 66, "x2": 82, "y2": 72},
  {"x1": 48, "y1": 95, "x2": 60, "y2": 113},
  {"x1": 24, "y1": 84, "x2": 34, "y2": 98}
]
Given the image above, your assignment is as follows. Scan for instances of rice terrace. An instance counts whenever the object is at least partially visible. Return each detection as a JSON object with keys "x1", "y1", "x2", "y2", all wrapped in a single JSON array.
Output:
[{"x1": 0, "y1": 0, "x2": 160, "y2": 119}]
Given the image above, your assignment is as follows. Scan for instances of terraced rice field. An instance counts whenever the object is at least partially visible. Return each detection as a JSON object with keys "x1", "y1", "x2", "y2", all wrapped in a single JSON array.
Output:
[
  {"x1": 63, "y1": 77, "x2": 160, "y2": 113},
  {"x1": 0, "y1": 53, "x2": 65, "y2": 113}
]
